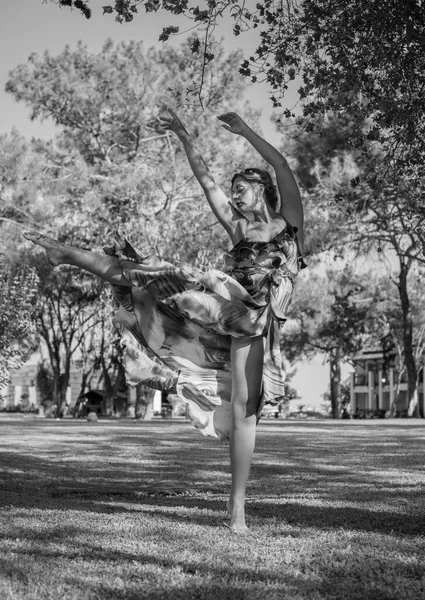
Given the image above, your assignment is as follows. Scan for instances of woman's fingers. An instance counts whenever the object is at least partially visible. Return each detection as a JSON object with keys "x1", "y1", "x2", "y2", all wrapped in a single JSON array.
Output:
[
  {"x1": 167, "y1": 107, "x2": 183, "y2": 126},
  {"x1": 159, "y1": 108, "x2": 188, "y2": 137},
  {"x1": 159, "y1": 108, "x2": 182, "y2": 126},
  {"x1": 217, "y1": 112, "x2": 237, "y2": 123},
  {"x1": 217, "y1": 114, "x2": 241, "y2": 134}
]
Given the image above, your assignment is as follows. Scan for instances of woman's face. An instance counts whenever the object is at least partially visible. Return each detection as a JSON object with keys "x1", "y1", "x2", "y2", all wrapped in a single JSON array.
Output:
[{"x1": 231, "y1": 176, "x2": 263, "y2": 213}]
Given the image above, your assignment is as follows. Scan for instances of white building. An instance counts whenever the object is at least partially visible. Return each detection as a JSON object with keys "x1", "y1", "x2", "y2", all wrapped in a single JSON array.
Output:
[{"x1": 350, "y1": 348, "x2": 424, "y2": 417}]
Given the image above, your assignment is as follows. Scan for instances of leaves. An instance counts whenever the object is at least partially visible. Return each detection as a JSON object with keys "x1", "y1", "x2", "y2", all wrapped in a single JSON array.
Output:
[
  {"x1": 159, "y1": 25, "x2": 180, "y2": 42},
  {"x1": 2, "y1": 37, "x2": 264, "y2": 407},
  {"x1": 46, "y1": 0, "x2": 424, "y2": 188},
  {"x1": 190, "y1": 37, "x2": 201, "y2": 53},
  {"x1": 72, "y1": 0, "x2": 91, "y2": 19},
  {"x1": 0, "y1": 264, "x2": 38, "y2": 387}
]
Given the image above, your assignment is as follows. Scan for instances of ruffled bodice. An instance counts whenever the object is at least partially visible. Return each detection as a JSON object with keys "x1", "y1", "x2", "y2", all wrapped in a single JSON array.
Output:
[{"x1": 223, "y1": 223, "x2": 305, "y2": 323}]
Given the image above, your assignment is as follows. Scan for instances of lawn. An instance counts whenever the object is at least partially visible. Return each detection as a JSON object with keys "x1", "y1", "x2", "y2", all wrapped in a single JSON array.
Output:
[{"x1": 0, "y1": 417, "x2": 424, "y2": 600}]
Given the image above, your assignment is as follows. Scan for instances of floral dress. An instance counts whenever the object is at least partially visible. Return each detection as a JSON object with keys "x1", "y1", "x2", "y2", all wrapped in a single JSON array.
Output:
[{"x1": 106, "y1": 221, "x2": 305, "y2": 442}]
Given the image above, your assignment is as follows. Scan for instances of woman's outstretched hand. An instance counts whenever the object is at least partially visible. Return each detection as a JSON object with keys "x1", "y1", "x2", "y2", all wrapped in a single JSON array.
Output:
[
  {"x1": 159, "y1": 108, "x2": 189, "y2": 140},
  {"x1": 217, "y1": 112, "x2": 248, "y2": 136}
]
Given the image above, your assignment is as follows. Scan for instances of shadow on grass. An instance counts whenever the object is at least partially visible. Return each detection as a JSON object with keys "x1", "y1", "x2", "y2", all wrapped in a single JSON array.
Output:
[
  {"x1": 1, "y1": 419, "x2": 425, "y2": 600},
  {"x1": 1, "y1": 517, "x2": 423, "y2": 600},
  {"x1": 1, "y1": 419, "x2": 424, "y2": 538}
]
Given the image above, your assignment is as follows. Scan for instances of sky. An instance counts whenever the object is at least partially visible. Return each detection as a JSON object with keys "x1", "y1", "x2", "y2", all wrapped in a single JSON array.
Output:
[
  {"x1": 0, "y1": 0, "x2": 349, "y2": 409},
  {"x1": 0, "y1": 0, "x2": 296, "y2": 141}
]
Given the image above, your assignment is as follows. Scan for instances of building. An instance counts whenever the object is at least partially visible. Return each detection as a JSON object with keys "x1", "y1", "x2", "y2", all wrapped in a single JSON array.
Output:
[
  {"x1": 0, "y1": 358, "x2": 83, "y2": 413},
  {"x1": 350, "y1": 348, "x2": 424, "y2": 417},
  {"x1": 0, "y1": 353, "x2": 164, "y2": 417}
]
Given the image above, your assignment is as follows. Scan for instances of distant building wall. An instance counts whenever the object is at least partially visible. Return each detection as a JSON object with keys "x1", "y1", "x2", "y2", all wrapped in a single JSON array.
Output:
[
  {"x1": 0, "y1": 361, "x2": 83, "y2": 411},
  {"x1": 350, "y1": 349, "x2": 424, "y2": 416}
]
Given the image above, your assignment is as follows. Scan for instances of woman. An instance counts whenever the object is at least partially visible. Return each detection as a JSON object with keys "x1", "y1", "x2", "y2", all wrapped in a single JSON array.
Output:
[{"x1": 24, "y1": 110, "x2": 305, "y2": 534}]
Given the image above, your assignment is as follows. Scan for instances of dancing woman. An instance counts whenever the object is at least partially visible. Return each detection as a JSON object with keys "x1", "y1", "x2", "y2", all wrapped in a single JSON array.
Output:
[{"x1": 24, "y1": 110, "x2": 305, "y2": 533}]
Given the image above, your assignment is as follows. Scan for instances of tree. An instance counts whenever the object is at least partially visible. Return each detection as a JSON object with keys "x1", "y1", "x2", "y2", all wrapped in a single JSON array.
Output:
[
  {"x1": 0, "y1": 262, "x2": 38, "y2": 388},
  {"x1": 320, "y1": 172, "x2": 425, "y2": 416},
  {"x1": 3, "y1": 37, "x2": 266, "y2": 413},
  {"x1": 71, "y1": 291, "x2": 127, "y2": 416},
  {"x1": 373, "y1": 267, "x2": 425, "y2": 418},
  {"x1": 6, "y1": 38, "x2": 263, "y2": 266},
  {"x1": 28, "y1": 257, "x2": 106, "y2": 417},
  {"x1": 46, "y1": 0, "x2": 425, "y2": 186},
  {"x1": 0, "y1": 129, "x2": 107, "y2": 415},
  {"x1": 286, "y1": 267, "x2": 373, "y2": 418},
  {"x1": 289, "y1": 113, "x2": 425, "y2": 417}
]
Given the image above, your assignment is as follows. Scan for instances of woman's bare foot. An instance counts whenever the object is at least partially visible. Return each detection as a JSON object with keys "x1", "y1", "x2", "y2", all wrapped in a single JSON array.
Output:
[
  {"x1": 226, "y1": 497, "x2": 250, "y2": 534},
  {"x1": 23, "y1": 231, "x2": 68, "y2": 266}
]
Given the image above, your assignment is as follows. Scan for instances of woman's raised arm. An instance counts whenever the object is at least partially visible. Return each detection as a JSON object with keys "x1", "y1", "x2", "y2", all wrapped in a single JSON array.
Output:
[
  {"x1": 160, "y1": 109, "x2": 237, "y2": 240},
  {"x1": 217, "y1": 112, "x2": 304, "y2": 245}
]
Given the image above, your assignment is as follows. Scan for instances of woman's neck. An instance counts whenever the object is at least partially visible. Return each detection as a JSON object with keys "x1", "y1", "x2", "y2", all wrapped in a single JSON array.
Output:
[{"x1": 250, "y1": 204, "x2": 276, "y2": 225}]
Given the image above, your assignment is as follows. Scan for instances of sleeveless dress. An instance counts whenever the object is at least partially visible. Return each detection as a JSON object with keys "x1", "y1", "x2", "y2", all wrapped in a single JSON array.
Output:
[{"x1": 106, "y1": 220, "x2": 306, "y2": 442}]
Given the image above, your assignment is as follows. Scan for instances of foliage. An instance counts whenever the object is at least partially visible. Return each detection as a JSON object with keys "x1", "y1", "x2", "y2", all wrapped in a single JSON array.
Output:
[
  {"x1": 287, "y1": 111, "x2": 425, "y2": 416},
  {"x1": 372, "y1": 267, "x2": 425, "y2": 417},
  {"x1": 6, "y1": 38, "x2": 262, "y2": 267},
  {"x1": 258, "y1": 0, "x2": 425, "y2": 186},
  {"x1": 318, "y1": 166, "x2": 424, "y2": 414},
  {"x1": 28, "y1": 256, "x2": 107, "y2": 416},
  {"x1": 322, "y1": 380, "x2": 351, "y2": 417},
  {"x1": 57, "y1": 0, "x2": 92, "y2": 19},
  {"x1": 286, "y1": 266, "x2": 374, "y2": 418},
  {"x1": 3, "y1": 37, "x2": 263, "y2": 411},
  {"x1": 71, "y1": 290, "x2": 126, "y2": 415},
  {"x1": 48, "y1": 0, "x2": 425, "y2": 187},
  {"x1": 0, "y1": 261, "x2": 38, "y2": 388}
]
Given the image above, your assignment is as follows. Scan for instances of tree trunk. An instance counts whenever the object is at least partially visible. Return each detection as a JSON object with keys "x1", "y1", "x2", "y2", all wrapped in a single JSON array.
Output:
[
  {"x1": 389, "y1": 366, "x2": 404, "y2": 417},
  {"x1": 50, "y1": 366, "x2": 63, "y2": 417},
  {"x1": 55, "y1": 355, "x2": 72, "y2": 418},
  {"x1": 136, "y1": 385, "x2": 155, "y2": 420},
  {"x1": 103, "y1": 389, "x2": 116, "y2": 416},
  {"x1": 76, "y1": 367, "x2": 94, "y2": 409},
  {"x1": 329, "y1": 348, "x2": 341, "y2": 419},
  {"x1": 36, "y1": 360, "x2": 54, "y2": 417},
  {"x1": 408, "y1": 389, "x2": 419, "y2": 418},
  {"x1": 54, "y1": 372, "x2": 69, "y2": 418},
  {"x1": 102, "y1": 363, "x2": 126, "y2": 416},
  {"x1": 398, "y1": 261, "x2": 417, "y2": 416},
  {"x1": 408, "y1": 370, "x2": 423, "y2": 418}
]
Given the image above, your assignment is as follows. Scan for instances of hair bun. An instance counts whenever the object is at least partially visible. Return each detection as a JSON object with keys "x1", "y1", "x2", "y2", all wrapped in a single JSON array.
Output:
[{"x1": 231, "y1": 168, "x2": 278, "y2": 210}]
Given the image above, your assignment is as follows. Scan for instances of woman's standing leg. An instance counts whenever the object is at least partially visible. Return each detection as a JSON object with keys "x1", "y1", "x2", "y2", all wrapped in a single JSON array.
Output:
[{"x1": 228, "y1": 335, "x2": 265, "y2": 533}]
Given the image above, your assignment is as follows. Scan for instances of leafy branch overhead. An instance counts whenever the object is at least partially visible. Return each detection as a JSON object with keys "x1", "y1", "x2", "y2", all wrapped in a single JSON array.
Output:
[{"x1": 52, "y1": 0, "x2": 425, "y2": 188}]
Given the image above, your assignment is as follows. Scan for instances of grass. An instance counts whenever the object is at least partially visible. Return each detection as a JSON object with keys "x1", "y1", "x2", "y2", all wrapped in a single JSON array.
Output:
[{"x1": 0, "y1": 416, "x2": 424, "y2": 600}]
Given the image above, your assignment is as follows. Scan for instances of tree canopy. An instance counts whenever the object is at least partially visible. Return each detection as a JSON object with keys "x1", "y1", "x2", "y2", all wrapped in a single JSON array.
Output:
[
  {"x1": 4, "y1": 7, "x2": 425, "y2": 416},
  {"x1": 47, "y1": 0, "x2": 425, "y2": 187},
  {"x1": 2, "y1": 37, "x2": 264, "y2": 410}
]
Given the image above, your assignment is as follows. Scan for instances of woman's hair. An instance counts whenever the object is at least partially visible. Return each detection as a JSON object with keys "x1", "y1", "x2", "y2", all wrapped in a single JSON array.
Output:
[{"x1": 231, "y1": 168, "x2": 279, "y2": 211}]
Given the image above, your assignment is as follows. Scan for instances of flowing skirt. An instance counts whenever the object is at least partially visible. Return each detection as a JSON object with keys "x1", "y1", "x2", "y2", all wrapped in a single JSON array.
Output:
[{"x1": 106, "y1": 234, "x2": 291, "y2": 442}]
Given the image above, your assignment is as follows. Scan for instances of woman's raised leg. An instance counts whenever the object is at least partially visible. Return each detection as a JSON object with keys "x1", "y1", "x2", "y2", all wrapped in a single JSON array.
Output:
[
  {"x1": 23, "y1": 231, "x2": 131, "y2": 286},
  {"x1": 228, "y1": 335, "x2": 265, "y2": 533}
]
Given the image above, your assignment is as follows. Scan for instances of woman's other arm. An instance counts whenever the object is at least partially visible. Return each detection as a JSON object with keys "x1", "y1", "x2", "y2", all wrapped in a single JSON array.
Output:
[
  {"x1": 160, "y1": 109, "x2": 238, "y2": 241},
  {"x1": 217, "y1": 112, "x2": 304, "y2": 247}
]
